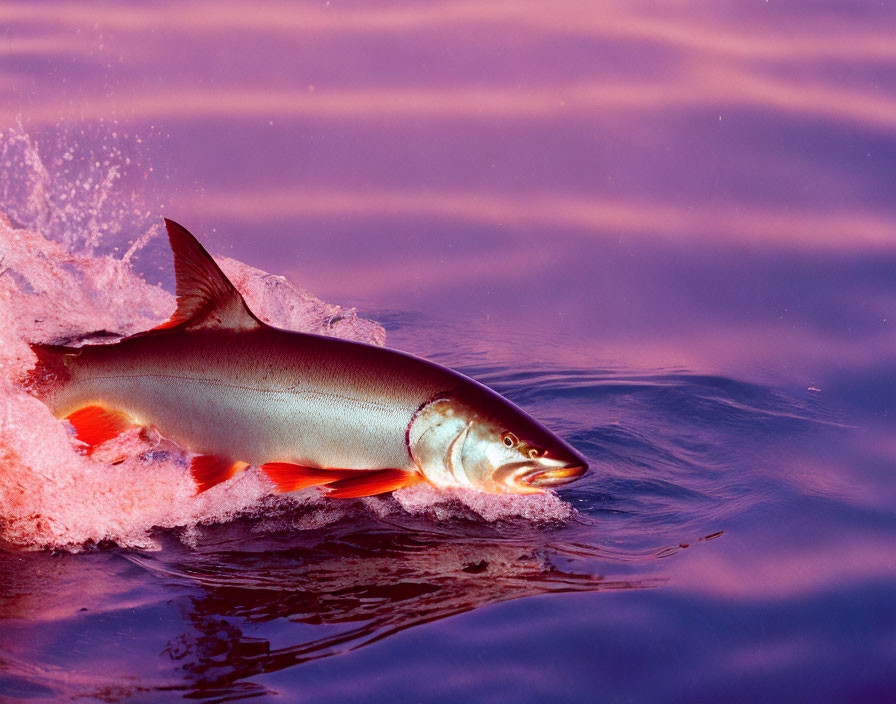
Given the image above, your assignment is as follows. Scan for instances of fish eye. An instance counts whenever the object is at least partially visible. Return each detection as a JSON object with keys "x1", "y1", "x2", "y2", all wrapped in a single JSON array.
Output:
[{"x1": 501, "y1": 432, "x2": 518, "y2": 448}]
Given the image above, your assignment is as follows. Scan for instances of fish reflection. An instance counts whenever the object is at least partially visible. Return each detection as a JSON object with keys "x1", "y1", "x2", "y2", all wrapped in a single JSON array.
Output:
[{"x1": 128, "y1": 523, "x2": 660, "y2": 697}]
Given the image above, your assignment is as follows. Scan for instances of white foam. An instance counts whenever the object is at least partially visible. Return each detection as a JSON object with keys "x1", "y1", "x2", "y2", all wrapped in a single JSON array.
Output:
[{"x1": 393, "y1": 483, "x2": 573, "y2": 522}]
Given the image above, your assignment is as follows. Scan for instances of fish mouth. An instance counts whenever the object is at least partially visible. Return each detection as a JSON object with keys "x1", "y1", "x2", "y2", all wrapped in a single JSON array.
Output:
[{"x1": 518, "y1": 463, "x2": 588, "y2": 489}]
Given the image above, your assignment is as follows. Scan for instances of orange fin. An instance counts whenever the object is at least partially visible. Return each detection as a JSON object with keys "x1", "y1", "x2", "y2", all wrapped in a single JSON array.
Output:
[
  {"x1": 325, "y1": 468, "x2": 419, "y2": 499},
  {"x1": 65, "y1": 405, "x2": 135, "y2": 454},
  {"x1": 261, "y1": 463, "x2": 367, "y2": 493},
  {"x1": 191, "y1": 455, "x2": 250, "y2": 493},
  {"x1": 152, "y1": 219, "x2": 263, "y2": 333}
]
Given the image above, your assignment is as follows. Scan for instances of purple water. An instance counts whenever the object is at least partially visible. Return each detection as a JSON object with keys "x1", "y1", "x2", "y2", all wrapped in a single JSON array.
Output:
[{"x1": 2, "y1": 2, "x2": 896, "y2": 701}]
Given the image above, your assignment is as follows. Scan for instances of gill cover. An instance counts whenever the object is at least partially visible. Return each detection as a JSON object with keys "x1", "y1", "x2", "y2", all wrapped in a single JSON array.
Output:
[{"x1": 408, "y1": 398, "x2": 478, "y2": 489}]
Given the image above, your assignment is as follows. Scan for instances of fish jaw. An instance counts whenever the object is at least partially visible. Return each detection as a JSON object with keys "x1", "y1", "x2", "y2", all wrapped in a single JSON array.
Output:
[{"x1": 513, "y1": 461, "x2": 588, "y2": 490}]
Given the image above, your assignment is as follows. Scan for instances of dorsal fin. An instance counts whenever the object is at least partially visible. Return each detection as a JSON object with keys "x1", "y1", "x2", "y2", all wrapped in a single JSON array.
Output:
[{"x1": 155, "y1": 218, "x2": 263, "y2": 332}]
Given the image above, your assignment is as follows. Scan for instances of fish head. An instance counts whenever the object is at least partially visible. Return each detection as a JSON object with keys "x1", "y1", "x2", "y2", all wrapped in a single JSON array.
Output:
[{"x1": 407, "y1": 386, "x2": 588, "y2": 494}]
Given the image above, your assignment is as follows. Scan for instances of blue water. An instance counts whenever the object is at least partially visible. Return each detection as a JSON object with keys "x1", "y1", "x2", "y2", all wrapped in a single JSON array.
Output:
[
  {"x1": 3, "y1": 329, "x2": 892, "y2": 700},
  {"x1": 2, "y1": 1, "x2": 896, "y2": 701}
]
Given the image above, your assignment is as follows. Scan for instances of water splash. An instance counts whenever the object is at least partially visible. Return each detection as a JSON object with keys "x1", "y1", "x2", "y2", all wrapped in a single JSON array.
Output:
[
  {"x1": 0, "y1": 128, "x2": 573, "y2": 552},
  {"x1": 0, "y1": 121, "x2": 159, "y2": 255}
]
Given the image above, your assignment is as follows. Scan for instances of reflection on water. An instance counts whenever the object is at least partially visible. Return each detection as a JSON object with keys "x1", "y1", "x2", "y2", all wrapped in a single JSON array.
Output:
[
  {"x1": 144, "y1": 529, "x2": 657, "y2": 696},
  {"x1": 1, "y1": 515, "x2": 667, "y2": 701}
]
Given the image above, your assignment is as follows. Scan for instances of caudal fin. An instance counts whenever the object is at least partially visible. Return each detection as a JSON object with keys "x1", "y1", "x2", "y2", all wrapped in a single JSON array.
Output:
[{"x1": 22, "y1": 343, "x2": 76, "y2": 397}]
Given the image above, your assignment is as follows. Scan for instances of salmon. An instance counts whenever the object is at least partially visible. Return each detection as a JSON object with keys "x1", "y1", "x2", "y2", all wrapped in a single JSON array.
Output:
[{"x1": 25, "y1": 220, "x2": 588, "y2": 497}]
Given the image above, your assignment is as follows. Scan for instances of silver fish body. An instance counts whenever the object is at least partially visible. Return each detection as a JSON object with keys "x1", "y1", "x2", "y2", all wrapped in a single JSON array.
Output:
[{"x1": 28, "y1": 220, "x2": 588, "y2": 496}]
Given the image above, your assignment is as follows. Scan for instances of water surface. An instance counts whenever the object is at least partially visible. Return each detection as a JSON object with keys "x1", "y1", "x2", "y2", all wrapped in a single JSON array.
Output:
[{"x1": 1, "y1": 2, "x2": 895, "y2": 702}]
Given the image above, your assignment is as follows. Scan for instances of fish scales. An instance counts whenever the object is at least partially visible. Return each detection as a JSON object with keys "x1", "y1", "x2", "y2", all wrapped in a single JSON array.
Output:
[{"x1": 49, "y1": 328, "x2": 454, "y2": 469}]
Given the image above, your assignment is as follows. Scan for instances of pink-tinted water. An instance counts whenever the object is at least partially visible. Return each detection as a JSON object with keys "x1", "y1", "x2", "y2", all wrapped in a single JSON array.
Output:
[{"x1": 2, "y1": 2, "x2": 896, "y2": 702}]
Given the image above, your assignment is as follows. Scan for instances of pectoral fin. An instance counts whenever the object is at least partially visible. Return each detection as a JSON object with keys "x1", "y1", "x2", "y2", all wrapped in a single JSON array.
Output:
[
  {"x1": 65, "y1": 405, "x2": 136, "y2": 454},
  {"x1": 191, "y1": 455, "x2": 250, "y2": 493},
  {"x1": 325, "y1": 468, "x2": 419, "y2": 498},
  {"x1": 261, "y1": 463, "x2": 419, "y2": 497},
  {"x1": 260, "y1": 463, "x2": 368, "y2": 493}
]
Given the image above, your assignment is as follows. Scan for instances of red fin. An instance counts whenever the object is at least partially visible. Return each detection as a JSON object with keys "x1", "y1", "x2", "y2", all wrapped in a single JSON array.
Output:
[
  {"x1": 153, "y1": 219, "x2": 263, "y2": 332},
  {"x1": 191, "y1": 456, "x2": 249, "y2": 493},
  {"x1": 261, "y1": 463, "x2": 367, "y2": 493},
  {"x1": 151, "y1": 318, "x2": 183, "y2": 331},
  {"x1": 325, "y1": 469, "x2": 419, "y2": 499},
  {"x1": 65, "y1": 405, "x2": 134, "y2": 453}
]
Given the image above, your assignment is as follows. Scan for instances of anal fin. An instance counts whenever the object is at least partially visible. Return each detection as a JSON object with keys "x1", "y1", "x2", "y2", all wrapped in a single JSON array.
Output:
[
  {"x1": 325, "y1": 468, "x2": 419, "y2": 498},
  {"x1": 191, "y1": 455, "x2": 250, "y2": 493},
  {"x1": 65, "y1": 405, "x2": 136, "y2": 454},
  {"x1": 260, "y1": 463, "x2": 367, "y2": 493}
]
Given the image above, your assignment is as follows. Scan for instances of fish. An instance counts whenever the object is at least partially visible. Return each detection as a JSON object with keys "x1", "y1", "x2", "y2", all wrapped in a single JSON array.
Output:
[{"x1": 24, "y1": 219, "x2": 588, "y2": 498}]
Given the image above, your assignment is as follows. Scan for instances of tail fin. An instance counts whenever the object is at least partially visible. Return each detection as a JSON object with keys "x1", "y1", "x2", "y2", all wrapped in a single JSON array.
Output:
[{"x1": 22, "y1": 343, "x2": 77, "y2": 397}]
